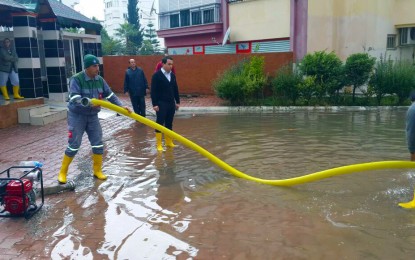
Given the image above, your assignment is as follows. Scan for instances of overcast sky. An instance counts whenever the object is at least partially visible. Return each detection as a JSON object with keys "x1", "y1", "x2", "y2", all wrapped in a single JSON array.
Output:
[{"x1": 74, "y1": 0, "x2": 104, "y2": 20}]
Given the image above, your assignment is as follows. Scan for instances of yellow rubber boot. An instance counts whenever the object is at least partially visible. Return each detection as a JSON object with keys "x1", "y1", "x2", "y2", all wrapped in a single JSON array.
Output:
[
  {"x1": 156, "y1": 132, "x2": 164, "y2": 151},
  {"x1": 398, "y1": 191, "x2": 415, "y2": 209},
  {"x1": 165, "y1": 135, "x2": 176, "y2": 148},
  {"x1": 0, "y1": 86, "x2": 10, "y2": 100},
  {"x1": 13, "y1": 86, "x2": 24, "y2": 99},
  {"x1": 92, "y1": 154, "x2": 107, "y2": 180},
  {"x1": 58, "y1": 154, "x2": 74, "y2": 184}
]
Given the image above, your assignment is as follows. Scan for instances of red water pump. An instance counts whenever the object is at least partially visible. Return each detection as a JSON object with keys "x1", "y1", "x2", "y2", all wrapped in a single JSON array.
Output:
[
  {"x1": 1, "y1": 179, "x2": 35, "y2": 215},
  {"x1": 0, "y1": 165, "x2": 44, "y2": 219}
]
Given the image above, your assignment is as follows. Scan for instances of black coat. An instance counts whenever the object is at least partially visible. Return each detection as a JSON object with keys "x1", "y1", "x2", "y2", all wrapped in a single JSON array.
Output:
[
  {"x1": 151, "y1": 70, "x2": 180, "y2": 107},
  {"x1": 123, "y1": 67, "x2": 148, "y2": 96}
]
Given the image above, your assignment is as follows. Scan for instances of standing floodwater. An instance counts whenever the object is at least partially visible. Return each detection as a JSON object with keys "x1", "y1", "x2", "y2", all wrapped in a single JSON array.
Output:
[{"x1": 5, "y1": 109, "x2": 415, "y2": 259}]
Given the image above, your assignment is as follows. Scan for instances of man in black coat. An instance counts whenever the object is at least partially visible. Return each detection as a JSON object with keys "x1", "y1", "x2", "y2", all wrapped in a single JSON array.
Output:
[
  {"x1": 151, "y1": 56, "x2": 180, "y2": 151},
  {"x1": 123, "y1": 59, "x2": 149, "y2": 116}
]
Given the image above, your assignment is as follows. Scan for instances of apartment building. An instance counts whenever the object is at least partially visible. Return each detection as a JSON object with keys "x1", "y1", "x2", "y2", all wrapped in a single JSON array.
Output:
[
  {"x1": 307, "y1": 0, "x2": 415, "y2": 61},
  {"x1": 157, "y1": 0, "x2": 415, "y2": 62},
  {"x1": 103, "y1": 0, "x2": 129, "y2": 38},
  {"x1": 156, "y1": 0, "x2": 290, "y2": 55}
]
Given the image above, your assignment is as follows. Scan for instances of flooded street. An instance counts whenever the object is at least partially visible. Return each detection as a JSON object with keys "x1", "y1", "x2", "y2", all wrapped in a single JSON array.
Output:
[{"x1": 4, "y1": 109, "x2": 415, "y2": 259}]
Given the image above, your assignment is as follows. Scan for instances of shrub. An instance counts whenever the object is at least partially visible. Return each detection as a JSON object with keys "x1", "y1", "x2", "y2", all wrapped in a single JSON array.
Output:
[
  {"x1": 298, "y1": 51, "x2": 344, "y2": 100},
  {"x1": 213, "y1": 56, "x2": 267, "y2": 105},
  {"x1": 369, "y1": 55, "x2": 394, "y2": 105},
  {"x1": 344, "y1": 53, "x2": 376, "y2": 104},
  {"x1": 213, "y1": 61, "x2": 246, "y2": 105},
  {"x1": 271, "y1": 63, "x2": 302, "y2": 105},
  {"x1": 298, "y1": 76, "x2": 317, "y2": 105},
  {"x1": 390, "y1": 61, "x2": 415, "y2": 105},
  {"x1": 242, "y1": 56, "x2": 267, "y2": 100}
]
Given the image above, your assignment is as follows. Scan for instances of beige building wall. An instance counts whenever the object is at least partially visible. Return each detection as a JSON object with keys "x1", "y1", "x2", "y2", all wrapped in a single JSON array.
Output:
[
  {"x1": 228, "y1": 0, "x2": 290, "y2": 42},
  {"x1": 307, "y1": 0, "x2": 415, "y2": 61},
  {"x1": 394, "y1": 1, "x2": 415, "y2": 26}
]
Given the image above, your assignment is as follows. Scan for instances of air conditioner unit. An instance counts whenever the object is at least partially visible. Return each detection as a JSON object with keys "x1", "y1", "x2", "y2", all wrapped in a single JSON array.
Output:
[{"x1": 400, "y1": 27, "x2": 415, "y2": 45}]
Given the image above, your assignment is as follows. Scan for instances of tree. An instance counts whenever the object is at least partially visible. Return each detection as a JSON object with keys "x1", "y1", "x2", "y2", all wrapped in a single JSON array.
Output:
[
  {"x1": 140, "y1": 39, "x2": 155, "y2": 55},
  {"x1": 344, "y1": 53, "x2": 376, "y2": 103},
  {"x1": 63, "y1": 27, "x2": 83, "y2": 33},
  {"x1": 126, "y1": 0, "x2": 144, "y2": 54},
  {"x1": 143, "y1": 21, "x2": 160, "y2": 54},
  {"x1": 115, "y1": 23, "x2": 139, "y2": 55},
  {"x1": 101, "y1": 27, "x2": 123, "y2": 55}
]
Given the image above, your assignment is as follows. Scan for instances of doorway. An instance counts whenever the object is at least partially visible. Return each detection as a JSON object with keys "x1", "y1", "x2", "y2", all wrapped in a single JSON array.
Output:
[{"x1": 63, "y1": 38, "x2": 83, "y2": 79}]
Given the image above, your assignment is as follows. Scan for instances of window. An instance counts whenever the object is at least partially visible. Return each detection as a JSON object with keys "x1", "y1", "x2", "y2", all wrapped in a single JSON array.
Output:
[
  {"x1": 203, "y1": 9, "x2": 214, "y2": 24},
  {"x1": 159, "y1": 15, "x2": 169, "y2": 29},
  {"x1": 170, "y1": 14, "x2": 179, "y2": 28},
  {"x1": 123, "y1": 13, "x2": 128, "y2": 19},
  {"x1": 191, "y1": 11, "x2": 201, "y2": 25},
  {"x1": 386, "y1": 34, "x2": 396, "y2": 49},
  {"x1": 180, "y1": 10, "x2": 190, "y2": 27},
  {"x1": 400, "y1": 28, "x2": 408, "y2": 45},
  {"x1": 158, "y1": 3, "x2": 221, "y2": 30}
]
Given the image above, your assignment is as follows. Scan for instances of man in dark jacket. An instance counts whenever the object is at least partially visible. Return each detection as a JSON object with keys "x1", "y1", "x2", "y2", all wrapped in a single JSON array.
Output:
[
  {"x1": 151, "y1": 56, "x2": 180, "y2": 151},
  {"x1": 124, "y1": 59, "x2": 149, "y2": 117}
]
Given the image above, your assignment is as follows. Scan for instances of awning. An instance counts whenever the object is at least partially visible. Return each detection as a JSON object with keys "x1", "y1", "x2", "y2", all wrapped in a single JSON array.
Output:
[
  {"x1": 3, "y1": 0, "x2": 102, "y2": 32},
  {"x1": 0, "y1": 0, "x2": 25, "y2": 10},
  {"x1": 0, "y1": 0, "x2": 27, "y2": 27},
  {"x1": 395, "y1": 24, "x2": 415, "y2": 28},
  {"x1": 48, "y1": 0, "x2": 101, "y2": 31}
]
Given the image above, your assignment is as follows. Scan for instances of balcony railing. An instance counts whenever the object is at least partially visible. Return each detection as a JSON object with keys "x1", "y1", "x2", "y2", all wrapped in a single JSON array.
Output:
[{"x1": 159, "y1": 3, "x2": 222, "y2": 30}]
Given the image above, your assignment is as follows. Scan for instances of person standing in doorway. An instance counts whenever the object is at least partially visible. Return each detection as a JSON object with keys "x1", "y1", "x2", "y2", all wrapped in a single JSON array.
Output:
[
  {"x1": 0, "y1": 38, "x2": 23, "y2": 100},
  {"x1": 151, "y1": 56, "x2": 180, "y2": 151},
  {"x1": 123, "y1": 58, "x2": 149, "y2": 117},
  {"x1": 57, "y1": 54, "x2": 131, "y2": 184}
]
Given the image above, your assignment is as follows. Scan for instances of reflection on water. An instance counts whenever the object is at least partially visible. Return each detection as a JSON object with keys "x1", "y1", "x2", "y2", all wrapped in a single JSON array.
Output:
[{"x1": 7, "y1": 109, "x2": 415, "y2": 258}]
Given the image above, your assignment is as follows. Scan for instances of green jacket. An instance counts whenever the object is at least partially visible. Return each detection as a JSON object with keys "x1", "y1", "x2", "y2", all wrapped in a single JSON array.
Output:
[
  {"x1": 68, "y1": 71, "x2": 123, "y2": 115},
  {"x1": 0, "y1": 46, "x2": 18, "y2": 73}
]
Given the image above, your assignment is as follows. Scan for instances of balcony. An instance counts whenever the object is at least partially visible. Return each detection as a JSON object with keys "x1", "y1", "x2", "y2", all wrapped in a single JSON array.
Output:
[{"x1": 158, "y1": 3, "x2": 222, "y2": 31}]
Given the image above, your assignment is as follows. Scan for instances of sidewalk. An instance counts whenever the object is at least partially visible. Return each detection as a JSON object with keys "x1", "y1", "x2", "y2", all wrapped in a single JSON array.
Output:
[{"x1": 0, "y1": 94, "x2": 226, "y2": 189}]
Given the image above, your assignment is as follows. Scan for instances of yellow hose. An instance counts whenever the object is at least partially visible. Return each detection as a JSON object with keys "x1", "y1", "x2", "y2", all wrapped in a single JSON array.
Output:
[{"x1": 92, "y1": 99, "x2": 415, "y2": 186}]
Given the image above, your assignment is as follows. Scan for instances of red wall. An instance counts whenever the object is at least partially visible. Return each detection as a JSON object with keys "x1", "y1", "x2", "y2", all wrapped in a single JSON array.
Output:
[{"x1": 103, "y1": 52, "x2": 294, "y2": 95}]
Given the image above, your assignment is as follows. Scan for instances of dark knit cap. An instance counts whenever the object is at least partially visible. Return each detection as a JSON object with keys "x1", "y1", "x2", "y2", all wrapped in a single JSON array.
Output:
[{"x1": 84, "y1": 54, "x2": 99, "y2": 68}]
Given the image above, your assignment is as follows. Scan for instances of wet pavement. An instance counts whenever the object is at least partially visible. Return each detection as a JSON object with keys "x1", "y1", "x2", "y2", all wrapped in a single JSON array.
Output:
[
  {"x1": 2, "y1": 95, "x2": 412, "y2": 259},
  {"x1": 0, "y1": 94, "x2": 225, "y2": 259}
]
